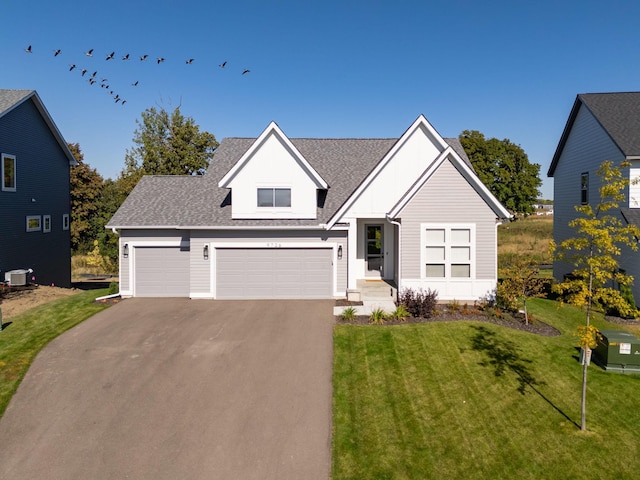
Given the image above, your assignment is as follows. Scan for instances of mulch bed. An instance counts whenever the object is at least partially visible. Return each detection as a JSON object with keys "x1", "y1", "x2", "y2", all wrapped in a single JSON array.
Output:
[{"x1": 335, "y1": 304, "x2": 561, "y2": 336}]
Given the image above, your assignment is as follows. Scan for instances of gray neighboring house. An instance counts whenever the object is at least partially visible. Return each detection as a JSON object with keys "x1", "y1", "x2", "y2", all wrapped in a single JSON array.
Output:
[
  {"x1": 548, "y1": 91, "x2": 640, "y2": 302},
  {"x1": 107, "y1": 115, "x2": 510, "y2": 300},
  {"x1": 0, "y1": 90, "x2": 77, "y2": 288}
]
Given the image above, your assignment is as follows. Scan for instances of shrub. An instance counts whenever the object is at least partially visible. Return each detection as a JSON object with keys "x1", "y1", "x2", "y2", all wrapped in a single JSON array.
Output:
[
  {"x1": 341, "y1": 306, "x2": 357, "y2": 321},
  {"x1": 447, "y1": 299, "x2": 462, "y2": 313},
  {"x1": 108, "y1": 281, "x2": 119, "y2": 295},
  {"x1": 369, "y1": 308, "x2": 388, "y2": 325},
  {"x1": 398, "y1": 288, "x2": 438, "y2": 318},
  {"x1": 390, "y1": 305, "x2": 411, "y2": 322}
]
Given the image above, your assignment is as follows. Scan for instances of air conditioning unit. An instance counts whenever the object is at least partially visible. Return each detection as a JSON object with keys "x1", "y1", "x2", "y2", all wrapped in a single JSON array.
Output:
[{"x1": 5, "y1": 269, "x2": 30, "y2": 286}]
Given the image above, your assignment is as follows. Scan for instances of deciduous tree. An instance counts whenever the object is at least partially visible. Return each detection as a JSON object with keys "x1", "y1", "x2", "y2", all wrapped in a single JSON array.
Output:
[{"x1": 458, "y1": 130, "x2": 541, "y2": 215}]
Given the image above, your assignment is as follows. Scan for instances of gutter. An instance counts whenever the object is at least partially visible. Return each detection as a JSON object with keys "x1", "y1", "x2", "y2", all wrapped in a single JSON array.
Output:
[{"x1": 385, "y1": 214, "x2": 401, "y2": 301}]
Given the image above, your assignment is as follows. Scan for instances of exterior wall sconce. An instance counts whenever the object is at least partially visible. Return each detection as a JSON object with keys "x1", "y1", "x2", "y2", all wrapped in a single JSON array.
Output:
[
  {"x1": 203, "y1": 244, "x2": 209, "y2": 260},
  {"x1": 123, "y1": 243, "x2": 129, "y2": 258},
  {"x1": 338, "y1": 245, "x2": 343, "y2": 260}
]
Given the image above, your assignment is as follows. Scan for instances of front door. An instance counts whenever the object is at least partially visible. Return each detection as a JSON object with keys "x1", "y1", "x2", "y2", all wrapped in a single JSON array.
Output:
[{"x1": 365, "y1": 224, "x2": 384, "y2": 278}]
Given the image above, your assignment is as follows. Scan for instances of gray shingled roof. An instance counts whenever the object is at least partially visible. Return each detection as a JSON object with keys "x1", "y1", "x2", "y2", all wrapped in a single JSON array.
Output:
[
  {"x1": 107, "y1": 136, "x2": 473, "y2": 228},
  {"x1": 0, "y1": 89, "x2": 34, "y2": 117},
  {"x1": 549, "y1": 92, "x2": 640, "y2": 176}
]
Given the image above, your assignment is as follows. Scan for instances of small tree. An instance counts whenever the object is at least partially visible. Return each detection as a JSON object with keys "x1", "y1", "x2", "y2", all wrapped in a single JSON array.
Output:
[
  {"x1": 553, "y1": 160, "x2": 640, "y2": 431},
  {"x1": 499, "y1": 257, "x2": 546, "y2": 325}
]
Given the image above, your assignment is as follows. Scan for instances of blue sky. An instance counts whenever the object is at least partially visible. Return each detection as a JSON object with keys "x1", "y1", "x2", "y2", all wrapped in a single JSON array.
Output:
[{"x1": 5, "y1": 0, "x2": 640, "y2": 199}]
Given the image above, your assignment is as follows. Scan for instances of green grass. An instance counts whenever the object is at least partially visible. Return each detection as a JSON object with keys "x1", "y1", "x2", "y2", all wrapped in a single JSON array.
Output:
[
  {"x1": 0, "y1": 288, "x2": 109, "y2": 417},
  {"x1": 332, "y1": 298, "x2": 640, "y2": 479}
]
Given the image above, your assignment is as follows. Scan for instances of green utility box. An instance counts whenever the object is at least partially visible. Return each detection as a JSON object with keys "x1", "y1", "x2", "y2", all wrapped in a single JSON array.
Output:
[{"x1": 593, "y1": 330, "x2": 640, "y2": 373}]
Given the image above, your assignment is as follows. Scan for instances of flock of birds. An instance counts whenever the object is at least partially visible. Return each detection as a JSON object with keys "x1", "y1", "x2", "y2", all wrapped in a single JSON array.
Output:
[{"x1": 23, "y1": 44, "x2": 251, "y2": 106}]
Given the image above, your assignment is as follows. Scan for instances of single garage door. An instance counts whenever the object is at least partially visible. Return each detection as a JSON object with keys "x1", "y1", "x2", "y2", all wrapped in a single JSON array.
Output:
[
  {"x1": 216, "y1": 247, "x2": 333, "y2": 299},
  {"x1": 135, "y1": 246, "x2": 190, "y2": 297}
]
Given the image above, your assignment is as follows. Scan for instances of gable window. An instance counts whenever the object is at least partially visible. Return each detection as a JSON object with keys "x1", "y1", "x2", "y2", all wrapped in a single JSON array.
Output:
[
  {"x1": 581, "y1": 172, "x2": 589, "y2": 205},
  {"x1": 423, "y1": 224, "x2": 474, "y2": 278},
  {"x1": 43, "y1": 215, "x2": 51, "y2": 233},
  {"x1": 26, "y1": 215, "x2": 41, "y2": 232},
  {"x1": 257, "y1": 188, "x2": 291, "y2": 207},
  {"x1": 2, "y1": 153, "x2": 16, "y2": 192},
  {"x1": 62, "y1": 214, "x2": 70, "y2": 230}
]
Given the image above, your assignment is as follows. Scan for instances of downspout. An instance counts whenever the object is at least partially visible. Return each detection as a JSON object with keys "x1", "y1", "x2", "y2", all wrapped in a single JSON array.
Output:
[{"x1": 386, "y1": 215, "x2": 401, "y2": 302}]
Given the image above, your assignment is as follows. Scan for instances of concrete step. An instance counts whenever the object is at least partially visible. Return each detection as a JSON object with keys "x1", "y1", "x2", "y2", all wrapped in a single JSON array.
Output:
[{"x1": 333, "y1": 300, "x2": 397, "y2": 317}]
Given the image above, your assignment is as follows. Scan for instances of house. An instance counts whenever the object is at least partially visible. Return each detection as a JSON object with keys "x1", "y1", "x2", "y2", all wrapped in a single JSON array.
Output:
[
  {"x1": 106, "y1": 115, "x2": 511, "y2": 301},
  {"x1": 548, "y1": 92, "x2": 640, "y2": 301},
  {"x1": 0, "y1": 89, "x2": 77, "y2": 288}
]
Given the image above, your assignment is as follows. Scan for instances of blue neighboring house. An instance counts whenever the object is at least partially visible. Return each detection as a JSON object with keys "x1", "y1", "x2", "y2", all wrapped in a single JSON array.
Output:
[{"x1": 0, "y1": 89, "x2": 77, "y2": 288}]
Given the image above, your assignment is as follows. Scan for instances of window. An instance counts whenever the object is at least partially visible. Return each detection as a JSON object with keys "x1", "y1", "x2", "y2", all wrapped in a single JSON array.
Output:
[
  {"x1": 257, "y1": 188, "x2": 291, "y2": 207},
  {"x1": 581, "y1": 172, "x2": 589, "y2": 205},
  {"x1": 62, "y1": 214, "x2": 70, "y2": 230},
  {"x1": 43, "y1": 215, "x2": 51, "y2": 233},
  {"x1": 26, "y1": 215, "x2": 41, "y2": 232},
  {"x1": 2, "y1": 153, "x2": 16, "y2": 192},
  {"x1": 423, "y1": 224, "x2": 473, "y2": 278}
]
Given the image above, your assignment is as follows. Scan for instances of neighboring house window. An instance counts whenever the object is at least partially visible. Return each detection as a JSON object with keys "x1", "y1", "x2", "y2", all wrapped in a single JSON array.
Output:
[
  {"x1": 62, "y1": 214, "x2": 70, "y2": 230},
  {"x1": 26, "y1": 215, "x2": 41, "y2": 232},
  {"x1": 257, "y1": 188, "x2": 291, "y2": 207},
  {"x1": 43, "y1": 215, "x2": 51, "y2": 233},
  {"x1": 423, "y1": 224, "x2": 473, "y2": 278},
  {"x1": 2, "y1": 153, "x2": 16, "y2": 192},
  {"x1": 581, "y1": 172, "x2": 589, "y2": 205}
]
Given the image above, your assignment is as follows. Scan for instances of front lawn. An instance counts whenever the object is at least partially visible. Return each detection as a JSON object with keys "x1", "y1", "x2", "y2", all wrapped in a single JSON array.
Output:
[
  {"x1": 0, "y1": 288, "x2": 109, "y2": 417},
  {"x1": 332, "y1": 298, "x2": 640, "y2": 479}
]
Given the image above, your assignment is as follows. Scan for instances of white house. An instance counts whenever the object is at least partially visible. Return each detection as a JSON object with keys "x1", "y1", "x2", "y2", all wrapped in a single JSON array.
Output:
[{"x1": 107, "y1": 115, "x2": 511, "y2": 301}]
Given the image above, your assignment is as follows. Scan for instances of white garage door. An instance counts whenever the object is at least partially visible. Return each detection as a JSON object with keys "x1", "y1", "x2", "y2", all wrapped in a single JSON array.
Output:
[
  {"x1": 135, "y1": 246, "x2": 190, "y2": 297},
  {"x1": 216, "y1": 248, "x2": 333, "y2": 299}
]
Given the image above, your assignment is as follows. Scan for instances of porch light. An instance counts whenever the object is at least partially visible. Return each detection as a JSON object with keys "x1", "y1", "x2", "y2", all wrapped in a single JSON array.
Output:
[
  {"x1": 123, "y1": 243, "x2": 129, "y2": 258},
  {"x1": 338, "y1": 245, "x2": 343, "y2": 260},
  {"x1": 203, "y1": 244, "x2": 209, "y2": 260}
]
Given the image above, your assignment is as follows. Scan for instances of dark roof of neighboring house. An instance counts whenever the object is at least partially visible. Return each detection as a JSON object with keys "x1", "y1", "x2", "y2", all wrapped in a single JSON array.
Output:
[
  {"x1": 548, "y1": 92, "x2": 640, "y2": 176},
  {"x1": 0, "y1": 89, "x2": 78, "y2": 166},
  {"x1": 107, "y1": 136, "x2": 472, "y2": 228},
  {"x1": 621, "y1": 207, "x2": 640, "y2": 230}
]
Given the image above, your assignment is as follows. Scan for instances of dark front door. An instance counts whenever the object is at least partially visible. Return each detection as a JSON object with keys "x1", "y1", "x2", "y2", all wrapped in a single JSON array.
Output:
[{"x1": 366, "y1": 224, "x2": 384, "y2": 278}]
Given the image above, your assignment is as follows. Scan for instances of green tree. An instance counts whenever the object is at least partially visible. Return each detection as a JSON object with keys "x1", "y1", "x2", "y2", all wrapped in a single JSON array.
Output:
[
  {"x1": 459, "y1": 130, "x2": 541, "y2": 215},
  {"x1": 553, "y1": 160, "x2": 640, "y2": 431},
  {"x1": 121, "y1": 104, "x2": 218, "y2": 195},
  {"x1": 69, "y1": 143, "x2": 104, "y2": 253}
]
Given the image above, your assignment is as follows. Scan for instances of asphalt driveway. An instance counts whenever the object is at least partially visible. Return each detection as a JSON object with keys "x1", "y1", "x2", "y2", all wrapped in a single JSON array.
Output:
[{"x1": 0, "y1": 299, "x2": 334, "y2": 479}]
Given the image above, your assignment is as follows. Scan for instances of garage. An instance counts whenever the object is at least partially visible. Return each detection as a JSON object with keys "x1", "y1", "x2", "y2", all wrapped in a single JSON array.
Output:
[
  {"x1": 216, "y1": 247, "x2": 333, "y2": 299},
  {"x1": 134, "y1": 246, "x2": 190, "y2": 297}
]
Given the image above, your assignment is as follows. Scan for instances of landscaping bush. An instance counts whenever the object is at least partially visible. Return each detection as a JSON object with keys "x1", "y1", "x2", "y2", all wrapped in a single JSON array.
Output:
[
  {"x1": 341, "y1": 306, "x2": 356, "y2": 321},
  {"x1": 108, "y1": 281, "x2": 119, "y2": 295},
  {"x1": 390, "y1": 305, "x2": 410, "y2": 322},
  {"x1": 397, "y1": 288, "x2": 438, "y2": 318},
  {"x1": 369, "y1": 307, "x2": 388, "y2": 325}
]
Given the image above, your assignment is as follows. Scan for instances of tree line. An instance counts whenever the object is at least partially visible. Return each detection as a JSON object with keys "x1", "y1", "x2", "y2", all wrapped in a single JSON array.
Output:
[{"x1": 70, "y1": 113, "x2": 542, "y2": 261}]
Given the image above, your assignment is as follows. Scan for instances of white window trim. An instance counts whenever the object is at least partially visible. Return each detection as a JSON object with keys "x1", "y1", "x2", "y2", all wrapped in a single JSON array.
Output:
[
  {"x1": 26, "y1": 215, "x2": 41, "y2": 232},
  {"x1": 62, "y1": 214, "x2": 70, "y2": 230},
  {"x1": 2, "y1": 153, "x2": 16, "y2": 192},
  {"x1": 421, "y1": 223, "x2": 476, "y2": 280},
  {"x1": 43, "y1": 215, "x2": 51, "y2": 233}
]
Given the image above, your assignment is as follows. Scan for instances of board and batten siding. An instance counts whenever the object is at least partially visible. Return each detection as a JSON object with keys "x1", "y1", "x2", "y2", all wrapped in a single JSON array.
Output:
[
  {"x1": 552, "y1": 104, "x2": 625, "y2": 282},
  {"x1": 399, "y1": 158, "x2": 499, "y2": 300},
  {"x1": 0, "y1": 96, "x2": 72, "y2": 287},
  {"x1": 191, "y1": 229, "x2": 347, "y2": 298}
]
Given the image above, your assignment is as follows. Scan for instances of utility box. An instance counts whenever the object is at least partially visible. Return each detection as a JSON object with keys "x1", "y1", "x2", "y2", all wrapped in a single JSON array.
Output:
[
  {"x1": 4, "y1": 269, "x2": 29, "y2": 286},
  {"x1": 593, "y1": 330, "x2": 640, "y2": 373}
]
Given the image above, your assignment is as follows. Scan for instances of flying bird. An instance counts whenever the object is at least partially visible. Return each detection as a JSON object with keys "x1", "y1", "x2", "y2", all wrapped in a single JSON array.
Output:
[
  {"x1": 106, "y1": 51, "x2": 115, "y2": 60},
  {"x1": 122, "y1": 100, "x2": 127, "y2": 105},
  {"x1": 25, "y1": 45, "x2": 32, "y2": 53},
  {"x1": 88, "y1": 78, "x2": 96, "y2": 85},
  {"x1": 242, "y1": 69, "x2": 250, "y2": 75},
  {"x1": 122, "y1": 53, "x2": 130, "y2": 60},
  {"x1": 219, "y1": 61, "x2": 227, "y2": 68},
  {"x1": 81, "y1": 69, "x2": 88, "y2": 76},
  {"x1": 54, "y1": 49, "x2": 62, "y2": 56},
  {"x1": 185, "y1": 58, "x2": 194, "y2": 64},
  {"x1": 91, "y1": 71, "x2": 97, "y2": 77},
  {"x1": 69, "y1": 64, "x2": 76, "y2": 71},
  {"x1": 140, "y1": 54, "x2": 148, "y2": 61},
  {"x1": 157, "y1": 57, "x2": 165, "y2": 64},
  {"x1": 132, "y1": 81, "x2": 139, "y2": 86},
  {"x1": 85, "y1": 49, "x2": 93, "y2": 57}
]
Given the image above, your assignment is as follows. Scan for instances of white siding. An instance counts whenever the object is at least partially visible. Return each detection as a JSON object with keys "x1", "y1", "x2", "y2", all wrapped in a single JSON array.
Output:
[{"x1": 399, "y1": 159, "x2": 498, "y2": 300}]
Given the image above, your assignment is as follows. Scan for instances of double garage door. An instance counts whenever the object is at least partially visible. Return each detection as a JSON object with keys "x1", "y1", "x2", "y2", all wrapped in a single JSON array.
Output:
[{"x1": 216, "y1": 247, "x2": 333, "y2": 299}]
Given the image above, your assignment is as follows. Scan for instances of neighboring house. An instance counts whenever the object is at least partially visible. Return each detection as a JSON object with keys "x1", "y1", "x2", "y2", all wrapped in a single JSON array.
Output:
[
  {"x1": 0, "y1": 89, "x2": 77, "y2": 288},
  {"x1": 548, "y1": 92, "x2": 640, "y2": 301},
  {"x1": 107, "y1": 115, "x2": 511, "y2": 300}
]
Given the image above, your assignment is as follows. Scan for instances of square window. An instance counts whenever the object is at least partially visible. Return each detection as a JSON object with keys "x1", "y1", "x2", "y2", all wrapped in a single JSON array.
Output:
[
  {"x1": 426, "y1": 264, "x2": 445, "y2": 277},
  {"x1": 43, "y1": 215, "x2": 51, "y2": 233},
  {"x1": 426, "y1": 246, "x2": 445, "y2": 262},
  {"x1": 451, "y1": 264, "x2": 471, "y2": 277},
  {"x1": 257, "y1": 188, "x2": 273, "y2": 207},
  {"x1": 2, "y1": 154, "x2": 16, "y2": 192},
  {"x1": 26, "y1": 215, "x2": 41, "y2": 232},
  {"x1": 451, "y1": 246, "x2": 470, "y2": 262},
  {"x1": 425, "y1": 228, "x2": 445, "y2": 243},
  {"x1": 451, "y1": 229, "x2": 470, "y2": 244},
  {"x1": 62, "y1": 214, "x2": 70, "y2": 230},
  {"x1": 274, "y1": 188, "x2": 291, "y2": 207}
]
